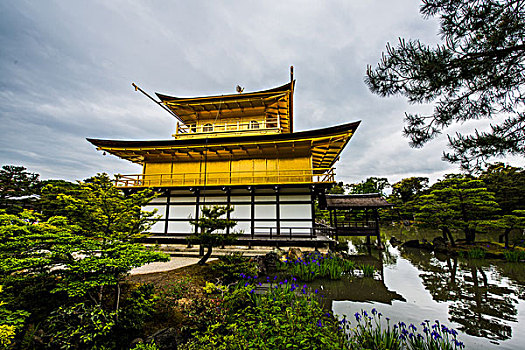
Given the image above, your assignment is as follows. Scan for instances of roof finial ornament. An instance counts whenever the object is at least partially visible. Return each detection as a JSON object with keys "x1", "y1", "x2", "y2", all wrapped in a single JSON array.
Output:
[{"x1": 236, "y1": 85, "x2": 244, "y2": 94}]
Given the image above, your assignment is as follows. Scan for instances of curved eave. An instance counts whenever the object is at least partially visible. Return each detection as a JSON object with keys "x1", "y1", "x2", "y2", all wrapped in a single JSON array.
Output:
[
  {"x1": 156, "y1": 81, "x2": 293, "y2": 103},
  {"x1": 87, "y1": 120, "x2": 360, "y2": 168}
]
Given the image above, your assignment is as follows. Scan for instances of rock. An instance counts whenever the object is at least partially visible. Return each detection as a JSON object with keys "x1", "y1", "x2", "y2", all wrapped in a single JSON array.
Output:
[
  {"x1": 390, "y1": 237, "x2": 403, "y2": 246},
  {"x1": 263, "y1": 252, "x2": 280, "y2": 273},
  {"x1": 287, "y1": 247, "x2": 303, "y2": 262},
  {"x1": 271, "y1": 247, "x2": 285, "y2": 258},
  {"x1": 130, "y1": 338, "x2": 144, "y2": 348},
  {"x1": 146, "y1": 328, "x2": 180, "y2": 350},
  {"x1": 433, "y1": 237, "x2": 448, "y2": 252},
  {"x1": 401, "y1": 239, "x2": 420, "y2": 248}
]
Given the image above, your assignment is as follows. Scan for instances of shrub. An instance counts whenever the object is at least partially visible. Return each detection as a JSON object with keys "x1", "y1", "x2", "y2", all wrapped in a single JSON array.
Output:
[
  {"x1": 182, "y1": 281, "x2": 352, "y2": 350},
  {"x1": 212, "y1": 253, "x2": 258, "y2": 284},
  {"x1": 503, "y1": 250, "x2": 525, "y2": 262}
]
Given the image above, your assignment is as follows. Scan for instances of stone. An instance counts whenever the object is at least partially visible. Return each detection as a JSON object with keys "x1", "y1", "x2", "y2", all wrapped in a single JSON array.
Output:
[
  {"x1": 433, "y1": 237, "x2": 448, "y2": 252},
  {"x1": 390, "y1": 237, "x2": 402, "y2": 246},
  {"x1": 401, "y1": 239, "x2": 420, "y2": 248},
  {"x1": 146, "y1": 328, "x2": 180, "y2": 350},
  {"x1": 287, "y1": 247, "x2": 303, "y2": 261}
]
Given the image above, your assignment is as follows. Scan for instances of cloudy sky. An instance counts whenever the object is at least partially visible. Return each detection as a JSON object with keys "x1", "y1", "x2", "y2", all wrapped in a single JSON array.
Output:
[{"x1": 1, "y1": 0, "x2": 520, "y2": 185}]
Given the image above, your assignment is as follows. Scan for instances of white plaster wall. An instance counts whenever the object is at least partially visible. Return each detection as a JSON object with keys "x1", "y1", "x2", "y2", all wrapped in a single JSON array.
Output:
[
  {"x1": 280, "y1": 204, "x2": 312, "y2": 219},
  {"x1": 144, "y1": 205, "x2": 166, "y2": 216},
  {"x1": 255, "y1": 204, "x2": 276, "y2": 219},
  {"x1": 169, "y1": 205, "x2": 196, "y2": 219},
  {"x1": 230, "y1": 204, "x2": 251, "y2": 219},
  {"x1": 279, "y1": 194, "x2": 311, "y2": 202},
  {"x1": 167, "y1": 221, "x2": 193, "y2": 233},
  {"x1": 149, "y1": 220, "x2": 165, "y2": 233}
]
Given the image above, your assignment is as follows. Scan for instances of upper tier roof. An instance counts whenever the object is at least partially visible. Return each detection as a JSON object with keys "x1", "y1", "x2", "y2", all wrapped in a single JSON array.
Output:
[{"x1": 156, "y1": 82, "x2": 294, "y2": 133}]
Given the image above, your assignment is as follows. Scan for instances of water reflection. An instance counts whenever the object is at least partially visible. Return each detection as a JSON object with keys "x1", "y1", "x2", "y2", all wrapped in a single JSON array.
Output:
[
  {"x1": 401, "y1": 248, "x2": 519, "y2": 341},
  {"x1": 331, "y1": 238, "x2": 524, "y2": 348}
]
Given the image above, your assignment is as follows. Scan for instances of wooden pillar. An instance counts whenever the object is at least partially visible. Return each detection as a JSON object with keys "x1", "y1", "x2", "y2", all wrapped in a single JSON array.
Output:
[
  {"x1": 310, "y1": 187, "x2": 316, "y2": 238},
  {"x1": 334, "y1": 209, "x2": 338, "y2": 241},
  {"x1": 250, "y1": 187, "x2": 255, "y2": 247},
  {"x1": 275, "y1": 186, "x2": 280, "y2": 236},
  {"x1": 225, "y1": 187, "x2": 231, "y2": 235},
  {"x1": 164, "y1": 189, "x2": 170, "y2": 236},
  {"x1": 374, "y1": 208, "x2": 384, "y2": 249}
]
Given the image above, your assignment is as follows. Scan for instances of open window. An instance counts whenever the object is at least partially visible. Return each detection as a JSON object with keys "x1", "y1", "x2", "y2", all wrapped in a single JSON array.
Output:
[
  {"x1": 250, "y1": 120, "x2": 260, "y2": 129},
  {"x1": 203, "y1": 123, "x2": 213, "y2": 132}
]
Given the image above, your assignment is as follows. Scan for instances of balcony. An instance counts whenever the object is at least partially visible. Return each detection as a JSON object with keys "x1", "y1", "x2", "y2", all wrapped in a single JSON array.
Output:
[
  {"x1": 174, "y1": 117, "x2": 281, "y2": 139},
  {"x1": 114, "y1": 168, "x2": 335, "y2": 188}
]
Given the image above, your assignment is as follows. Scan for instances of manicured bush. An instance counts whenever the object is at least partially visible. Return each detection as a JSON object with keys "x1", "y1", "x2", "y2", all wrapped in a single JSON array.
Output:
[{"x1": 212, "y1": 252, "x2": 258, "y2": 284}]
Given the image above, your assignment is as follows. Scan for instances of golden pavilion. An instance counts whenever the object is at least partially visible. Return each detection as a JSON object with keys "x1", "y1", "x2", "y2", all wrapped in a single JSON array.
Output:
[{"x1": 87, "y1": 69, "x2": 360, "y2": 246}]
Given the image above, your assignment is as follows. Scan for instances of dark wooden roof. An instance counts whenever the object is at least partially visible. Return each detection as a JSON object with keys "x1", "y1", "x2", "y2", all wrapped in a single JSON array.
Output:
[{"x1": 325, "y1": 193, "x2": 392, "y2": 209}]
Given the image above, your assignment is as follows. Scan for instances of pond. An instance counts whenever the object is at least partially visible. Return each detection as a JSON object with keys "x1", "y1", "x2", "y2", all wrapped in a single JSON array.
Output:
[{"x1": 310, "y1": 233, "x2": 525, "y2": 349}]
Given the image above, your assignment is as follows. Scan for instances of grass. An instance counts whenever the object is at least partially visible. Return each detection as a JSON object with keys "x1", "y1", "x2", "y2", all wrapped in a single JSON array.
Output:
[
  {"x1": 278, "y1": 251, "x2": 356, "y2": 281},
  {"x1": 503, "y1": 250, "x2": 525, "y2": 262},
  {"x1": 360, "y1": 264, "x2": 375, "y2": 277}
]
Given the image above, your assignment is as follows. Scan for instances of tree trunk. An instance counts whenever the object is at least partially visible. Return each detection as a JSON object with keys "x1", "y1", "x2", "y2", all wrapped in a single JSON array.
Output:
[
  {"x1": 198, "y1": 245, "x2": 213, "y2": 265},
  {"x1": 503, "y1": 228, "x2": 511, "y2": 248},
  {"x1": 442, "y1": 227, "x2": 456, "y2": 247}
]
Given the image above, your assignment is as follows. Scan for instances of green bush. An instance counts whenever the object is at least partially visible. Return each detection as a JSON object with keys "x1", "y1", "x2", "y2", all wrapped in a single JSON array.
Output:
[
  {"x1": 212, "y1": 253, "x2": 258, "y2": 284},
  {"x1": 182, "y1": 282, "x2": 352, "y2": 350}
]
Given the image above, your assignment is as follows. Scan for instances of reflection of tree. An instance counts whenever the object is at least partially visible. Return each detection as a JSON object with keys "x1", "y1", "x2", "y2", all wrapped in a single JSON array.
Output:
[{"x1": 402, "y1": 248, "x2": 519, "y2": 341}]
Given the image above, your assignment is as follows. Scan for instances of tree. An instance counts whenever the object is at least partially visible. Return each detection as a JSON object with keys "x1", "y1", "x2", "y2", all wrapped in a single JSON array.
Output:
[
  {"x1": 480, "y1": 163, "x2": 525, "y2": 215},
  {"x1": 0, "y1": 165, "x2": 40, "y2": 212},
  {"x1": 0, "y1": 174, "x2": 168, "y2": 348},
  {"x1": 366, "y1": 0, "x2": 525, "y2": 171},
  {"x1": 188, "y1": 206, "x2": 239, "y2": 265},
  {"x1": 391, "y1": 177, "x2": 429, "y2": 203},
  {"x1": 348, "y1": 177, "x2": 390, "y2": 196},
  {"x1": 414, "y1": 175, "x2": 500, "y2": 244}
]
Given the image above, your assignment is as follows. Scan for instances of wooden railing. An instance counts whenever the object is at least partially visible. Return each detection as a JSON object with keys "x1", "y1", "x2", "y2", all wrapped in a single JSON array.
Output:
[
  {"x1": 175, "y1": 117, "x2": 280, "y2": 136},
  {"x1": 114, "y1": 168, "x2": 335, "y2": 188}
]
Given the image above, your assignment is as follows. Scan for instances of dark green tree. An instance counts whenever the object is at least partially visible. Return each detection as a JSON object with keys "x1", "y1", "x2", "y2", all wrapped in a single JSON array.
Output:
[
  {"x1": 480, "y1": 163, "x2": 525, "y2": 215},
  {"x1": 348, "y1": 177, "x2": 390, "y2": 196},
  {"x1": 392, "y1": 177, "x2": 429, "y2": 203},
  {"x1": 0, "y1": 165, "x2": 40, "y2": 212},
  {"x1": 414, "y1": 175, "x2": 500, "y2": 244},
  {"x1": 366, "y1": 0, "x2": 525, "y2": 171},
  {"x1": 188, "y1": 205, "x2": 239, "y2": 265}
]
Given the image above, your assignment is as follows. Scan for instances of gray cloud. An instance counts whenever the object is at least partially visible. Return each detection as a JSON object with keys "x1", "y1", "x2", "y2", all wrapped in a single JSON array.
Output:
[{"x1": 1, "y1": 0, "x2": 518, "y2": 185}]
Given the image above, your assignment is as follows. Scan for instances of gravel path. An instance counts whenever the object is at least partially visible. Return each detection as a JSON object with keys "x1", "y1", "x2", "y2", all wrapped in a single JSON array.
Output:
[{"x1": 130, "y1": 257, "x2": 217, "y2": 275}]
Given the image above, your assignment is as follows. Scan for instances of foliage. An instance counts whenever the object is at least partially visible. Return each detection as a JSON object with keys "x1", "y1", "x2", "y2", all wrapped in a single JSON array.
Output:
[
  {"x1": 366, "y1": 0, "x2": 525, "y2": 170},
  {"x1": 188, "y1": 205, "x2": 239, "y2": 265},
  {"x1": 480, "y1": 164, "x2": 525, "y2": 215},
  {"x1": 0, "y1": 173, "x2": 169, "y2": 348},
  {"x1": 465, "y1": 248, "x2": 486, "y2": 259},
  {"x1": 0, "y1": 165, "x2": 40, "y2": 213},
  {"x1": 39, "y1": 179, "x2": 80, "y2": 219},
  {"x1": 360, "y1": 264, "x2": 376, "y2": 277},
  {"x1": 414, "y1": 175, "x2": 499, "y2": 243},
  {"x1": 0, "y1": 285, "x2": 29, "y2": 349},
  {"x1": 503, "y1": 250, "x2": 525, "y2": 262},
  {"x1": 279, "y1": 252, "x2": 355, "y2": 281},
  {"x1": 131, "y1": 343, "x2": 160, "y2": 350},
  {"x1": 212, "y1": 253, "x2": 258, "y2": 284},
  {"x1": 182, "y1": 281, "x2": 351, "y2": 350},
  {"x1": 392, "y1": 177, "x2": 429, "y2": 204},
  {"x1": 348, "y1": 177, "x2": 390, "y2": 196},
  {"x1": 352, "y1": 309, "x2": 465, "y2": 349}
]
